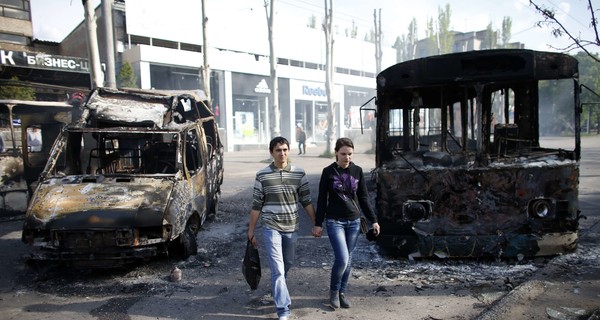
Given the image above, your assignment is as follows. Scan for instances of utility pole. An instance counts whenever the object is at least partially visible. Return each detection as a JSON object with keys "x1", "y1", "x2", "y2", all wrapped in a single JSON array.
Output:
[
  {"x1": 83, "y1": 0, "x2": 103, "y2": 89},
  {"x1": 265, "y1": 0, "x2": 280, "y2": 138},
  {"x1": 102, "y1": 0, "x2": 116, "y2": 88},
  {"x1": 201, "y1": 0, "x2": 211, "y2": 102}
]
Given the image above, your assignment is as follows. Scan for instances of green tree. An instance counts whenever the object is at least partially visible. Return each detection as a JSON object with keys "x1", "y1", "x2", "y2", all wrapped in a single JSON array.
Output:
[
  {"x1": 0, "y1": 77, "x2": 35, "y2": 100},
  {"x1": 424, "y1": 17, "x2": 437, "y2": 56},
  {"x1": 577, "y1": 52, "x2": 600, "y2": 133},
  {"x1": 530, "y1": 0, "x2": 599, "y2": 63},
  {"x1": 501, "y1": 16, "x2": 512, "y2": 47},
  {"x1": 406, "y1": 18, "x2": 418, "y2": 60},
  {"x1": 117, "y1": 62, "x2": 138, "y2": 88},
  {"x1": 307, "y1": 14, "x2": 317, "y2": 29},
  {"x1": 437, "y1": 4, "x2": 453, "y2": 54},
  {"x1": 345, "y1": 20, "x2": 358, "y2": 38},
  {"x1": 482, "y1": 22, "x2": 497, "y2": 49},
  {"x1": 392, "y1": 35, "x2": 404, "y2": 63}
]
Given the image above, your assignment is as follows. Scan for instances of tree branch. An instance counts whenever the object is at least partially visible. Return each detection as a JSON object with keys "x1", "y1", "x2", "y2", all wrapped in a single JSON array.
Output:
[{"x1": 529, "y1": 0, "x2": 600, "y2": 63}]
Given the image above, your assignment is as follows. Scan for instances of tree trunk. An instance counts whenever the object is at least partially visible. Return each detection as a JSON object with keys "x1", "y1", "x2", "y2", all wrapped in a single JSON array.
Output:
[
  {"x1": 82, "y1": 0, "x2": 103, "y2": 89},
  {"x1": 101, "y1": 0, "x2": 116, "y2": 88},
  {"x1": 323, "y1": 0, "x2": 335, "y2": 154}
]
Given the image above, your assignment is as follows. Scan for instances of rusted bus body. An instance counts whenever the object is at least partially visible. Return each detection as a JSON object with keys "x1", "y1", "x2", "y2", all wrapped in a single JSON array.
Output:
[
  {"x1": 374, "y1": 49, "x2": 581, "y2": 258},
  {"x1": 0, "y1": 100, "x2": 73, "y2": 216},
  {"x1": 22, "y1": 87, "x2": 224, "y2": 267}
]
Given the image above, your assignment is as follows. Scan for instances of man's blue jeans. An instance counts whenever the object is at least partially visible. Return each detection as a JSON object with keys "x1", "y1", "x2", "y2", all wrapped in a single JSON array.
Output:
[
  {"x1": 263, "y1": 227, "x2": 297, "y2": 318},
  {"x1": 326, "y1": 218, "x2": 360, "y2": 293}
]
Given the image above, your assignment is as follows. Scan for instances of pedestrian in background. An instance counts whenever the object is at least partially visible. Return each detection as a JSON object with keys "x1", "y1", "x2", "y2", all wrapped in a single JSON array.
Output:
[
  {"x1": 247, "y1": 136, "x2": 321, "y2": 320},
  {"x1": 27, "y1": 126, "x2": 42, "y2": 152},
  {"x1": 296, "y1": 126, "x2": 306, "y2": 155},
  {"x1": 314, "y1": 137, "x2": 380, "y2": 309}
]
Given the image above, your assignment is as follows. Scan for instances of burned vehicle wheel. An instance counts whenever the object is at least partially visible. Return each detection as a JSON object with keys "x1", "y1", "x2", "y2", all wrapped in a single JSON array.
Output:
[
  {"x1": 207, "y1": 192, "x2": 219, "y2": 221},
  {"x1": 180, "y1": 227, "x2": 198, "y2": 258},
  {"x1": 172, "y1": 219, "x2": 199, "y2": 259}
]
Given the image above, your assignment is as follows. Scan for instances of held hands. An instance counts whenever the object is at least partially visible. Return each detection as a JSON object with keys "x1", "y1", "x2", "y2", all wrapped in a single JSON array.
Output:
[
  {"x1": 312, "y1": 226, "x2": 323, "y2": 237},
  {"x1": 372, "y1": 222, "x2": 381, "y2": 236}
]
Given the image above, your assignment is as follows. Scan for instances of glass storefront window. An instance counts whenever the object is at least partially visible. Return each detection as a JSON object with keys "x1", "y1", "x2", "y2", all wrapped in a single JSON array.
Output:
[
  {"x1": 150, "y1": 65, "x2": 201, "y2": 90},
  {"x1": 232, "y1": 97, "x2": 260, "y2": 144},
  {"x1": 314, "y1": 102, "x2": 328, "y2": 142},
  {"x1": 295, "y1": 100, "x2": 313, "y2": 142}
]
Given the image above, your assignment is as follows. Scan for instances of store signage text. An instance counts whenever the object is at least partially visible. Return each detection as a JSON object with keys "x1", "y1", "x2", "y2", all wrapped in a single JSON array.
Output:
[
  {"x1": 302, "y1": 85, "x2": 326, "y2": 97},
  {"x1": 0, "y1": 50, "x2": 90, "y2": 73}
]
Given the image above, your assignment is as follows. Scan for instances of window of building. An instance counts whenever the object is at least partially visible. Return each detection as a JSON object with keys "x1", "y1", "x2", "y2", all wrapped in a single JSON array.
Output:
[
  {"x1": 304, "y1": 62, "x2": 318, "y2": 70},
  {"x1": 150, "y1": 64, "x2": 201, "y2": 90},
  {"x1": 290, "y1": 59, "x2": 303, "y2": 67},
  {"x1": 153, "y1": 38, "x2": 178, "y2": 50},
  {"x1": 336, "y1": 67, "x2": 350, "y2": 74},
  {"x1": 0, "y1": 32, "x2": 28, "y2": 45},
  {"x1": 180, "y1": 43, "x2": 202, "y2": 53},
  {"x1": 0, "y1": 0, "x2": 30, "y2": 20},
  {"x1": 130, "y1": 35, "x2": 151, "y2": 46}
]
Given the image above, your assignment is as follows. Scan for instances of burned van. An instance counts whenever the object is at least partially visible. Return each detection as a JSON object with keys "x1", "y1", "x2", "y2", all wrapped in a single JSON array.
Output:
[
  {"x1": 373, "y1": 49, "x2": 581, "y2": 258},
  {"x1": 22, "y1": 87, "x2": 224, "y2": 267}
]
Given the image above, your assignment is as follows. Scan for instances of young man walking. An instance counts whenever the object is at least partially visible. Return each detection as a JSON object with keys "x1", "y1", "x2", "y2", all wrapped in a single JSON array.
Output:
[{"x1": 247, "y1": 136, "x2": 321, "y2": 320}]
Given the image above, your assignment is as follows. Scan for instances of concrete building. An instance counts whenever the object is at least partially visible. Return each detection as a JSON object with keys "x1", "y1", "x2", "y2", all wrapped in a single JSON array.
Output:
[
  {"x1": 1, "y1": 0, "x2": 523, "y2": 152},
  {"x1": 58, "y1": 0, "x2": 395, "y2": 151},
  {"x1": 0, "y1": 0, "x2": 91, "y2": 101}
]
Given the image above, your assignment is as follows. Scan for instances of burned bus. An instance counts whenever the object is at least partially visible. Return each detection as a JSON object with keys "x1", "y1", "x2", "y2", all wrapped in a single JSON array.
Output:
[{"x1": 373, "y1": 49, "x2": 581, "y2": 258}]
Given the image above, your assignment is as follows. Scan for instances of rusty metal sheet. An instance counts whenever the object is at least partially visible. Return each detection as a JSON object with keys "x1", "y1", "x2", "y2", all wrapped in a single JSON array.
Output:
[
  {"x1": 28, "y1": 177, "x2": 173, "y2": 225},
  {"x1": 375, "y1": 159, "x2": 580, "y2": 257}
]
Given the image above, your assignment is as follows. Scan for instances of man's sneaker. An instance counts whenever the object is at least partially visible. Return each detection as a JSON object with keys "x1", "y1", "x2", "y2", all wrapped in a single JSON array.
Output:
[
  {"x1": 278, "y1": 316, "x2": 289, "y2": 320},
  {"x1": 339, "y1": 292, "x2": 352, "y2": 308}
]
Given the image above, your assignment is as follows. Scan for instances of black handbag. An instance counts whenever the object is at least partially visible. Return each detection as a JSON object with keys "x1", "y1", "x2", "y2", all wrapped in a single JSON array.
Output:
[{"x1": 242, "y1": 239, "x2": 261, "y2": 290}]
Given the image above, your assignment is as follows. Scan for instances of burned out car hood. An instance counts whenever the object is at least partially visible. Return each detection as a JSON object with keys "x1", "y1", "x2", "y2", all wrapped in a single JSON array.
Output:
[{"x1": 25, "y1": 176, "x2": 174, "y2": 229}]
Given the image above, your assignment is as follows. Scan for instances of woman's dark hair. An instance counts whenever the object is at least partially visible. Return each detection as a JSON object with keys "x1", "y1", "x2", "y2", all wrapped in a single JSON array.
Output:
[
  {"x1": 269, "y1": 136, "x2": 290, "y2": 152},
  {"x1": 335, "y1": 137, "x2": 354, "y2": 152}
]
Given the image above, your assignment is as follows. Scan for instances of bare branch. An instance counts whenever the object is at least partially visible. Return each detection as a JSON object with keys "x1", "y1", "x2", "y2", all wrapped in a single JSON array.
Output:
[
  {"x1": 587, "y1": 0, "x2": 600, "y2": 45},
  {"x1": 529, "y1": 0, "x2": 600, "y2": 63}
]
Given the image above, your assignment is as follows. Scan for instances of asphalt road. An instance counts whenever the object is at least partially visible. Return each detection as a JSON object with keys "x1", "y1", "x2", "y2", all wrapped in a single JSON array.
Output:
[{"x1": 0, "y1": 136, "x2": 597, "y2": 320}]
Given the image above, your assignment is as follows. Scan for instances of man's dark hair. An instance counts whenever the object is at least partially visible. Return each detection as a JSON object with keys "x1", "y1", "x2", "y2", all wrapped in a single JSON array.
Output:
[{"x1": 269, "y1": 136, "x2": 290, "y2": 153}]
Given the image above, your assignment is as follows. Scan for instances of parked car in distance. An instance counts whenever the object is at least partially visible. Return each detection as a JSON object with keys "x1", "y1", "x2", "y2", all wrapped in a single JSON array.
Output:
[{"x1": 22, "y1": 87, "x2": 224, "y2": 268}]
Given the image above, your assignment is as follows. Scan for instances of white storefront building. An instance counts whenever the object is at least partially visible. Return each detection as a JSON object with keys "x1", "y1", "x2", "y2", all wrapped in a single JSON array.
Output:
[{"x1": 70, "y1": 0, "x2": 397, "y2": 151}]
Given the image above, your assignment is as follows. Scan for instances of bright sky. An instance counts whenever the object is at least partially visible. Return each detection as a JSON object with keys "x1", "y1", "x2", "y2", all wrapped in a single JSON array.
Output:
[{"x1": 30, "y1": 0, "x2": 597, "y2": 54}]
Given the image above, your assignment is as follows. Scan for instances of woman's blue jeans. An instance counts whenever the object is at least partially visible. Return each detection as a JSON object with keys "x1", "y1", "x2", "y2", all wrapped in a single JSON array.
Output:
[
  {"x1": 263, "y1": 227, "x2": 297, "y2": 318},
  {"x1": 326, "y1": 218, "x2": 360, "y2": 293}
]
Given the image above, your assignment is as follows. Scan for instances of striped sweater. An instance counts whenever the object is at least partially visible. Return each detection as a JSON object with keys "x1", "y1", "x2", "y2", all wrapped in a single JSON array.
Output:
[{"x1": 251, "y1": 162, "x2": 312, "y2": 232}]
